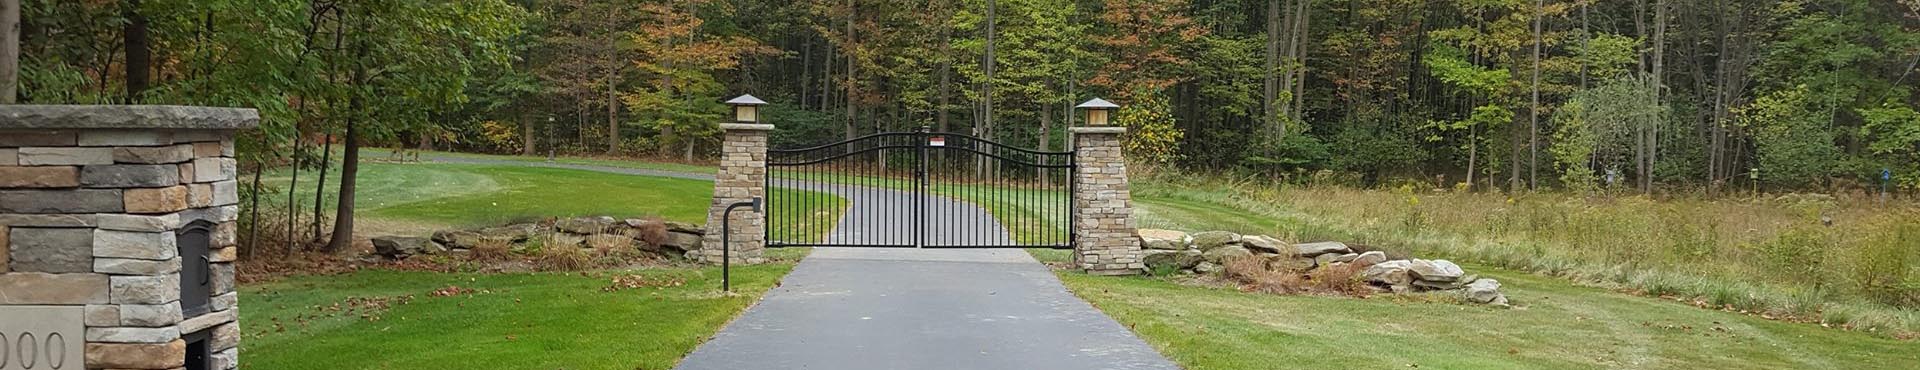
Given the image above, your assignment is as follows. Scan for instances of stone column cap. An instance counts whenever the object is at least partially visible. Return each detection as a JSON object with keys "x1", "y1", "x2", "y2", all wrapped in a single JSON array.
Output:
[
  {"x1": 0, "y1": 105, "x2": 260, "y2": 129},
  {"x1": 1069, "y1": 126, "x2": 1127, "y2": 134},
  {"x1": 719, "y1": 123, "x2": 775, "y2": 131}
]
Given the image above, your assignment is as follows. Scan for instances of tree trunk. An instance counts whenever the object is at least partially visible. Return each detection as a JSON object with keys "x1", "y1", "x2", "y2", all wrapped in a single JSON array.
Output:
[
  {"x1": 0, "y1": 0, "x2": 18, "y2": 103},
  {"x1": 577, "y1": 99, "x2": 588, "y2": 150},
  {"x1": 1264, "y1": 0, "x2": 1281, "y2": 136},
  {"x1": 844, "y1": 0, "x2": 856, "y2": 143},
  {"x1": 326, "y1": 117, "x2": 359, "y2": 252},
  {"x1": 822, "y1": 38, "x2": 833, "y2": 113},
  {"x1": 325, "y1": 12, "x2": 368, "y2": 253},
  {"x1": 285, "y1": 133, "x2": 300, "y2": 248},
  {"x1": 1578, "y1": 0, "x2": 1589, "y2": 89},
  {"x1": 311, "y1": 133, "x2": 331, "y2": 243},
  {"x1": 1290, "y1": 0, "x2": 1310, "y2": 122},
  {"x1": 938, "y1": 18, "x2": 952, "y2": 134},
  {"x1": 1647, "y1": 0, "x2": 1666, "y2": 193},
  {"x1": 800, "y1": 40, "x2": 811, "y2": 109},
  {"x1": 521, "y1": 114, "x2": 534, "y2": 155},
  {"x1": 983, "y1": 0, "x2": 996, "y2": 139},
  {"x1": 607, "y1": 72, "x2": 619, "y2": 155},
  {"x1": 123, "y1": 0, "x2": 150, "y2": 102},
  {"x1": 1529, "y1": 0, "x2": 1543, "y2": 190},
  {"x1": 1467, "y1": 124, "x2": 1478, "y2": 191}
]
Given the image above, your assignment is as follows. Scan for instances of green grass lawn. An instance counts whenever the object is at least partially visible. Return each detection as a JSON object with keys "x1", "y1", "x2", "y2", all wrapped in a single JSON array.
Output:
[
  {"x1": 1038, "y1": 180, "x2": 1920, "y2": 369},
  {"x1": 1061, "y1": 265, "x2": 1919, "y2": 369},
  {"x1": 363, "y1": 147, "x2": 717, "y2": 174},
  {"x1": 242, "y1": 250, "x2": 806, "y2": 370},
  {"x1": 265, "y1": 162, "x2": 846, "y2": 240}
]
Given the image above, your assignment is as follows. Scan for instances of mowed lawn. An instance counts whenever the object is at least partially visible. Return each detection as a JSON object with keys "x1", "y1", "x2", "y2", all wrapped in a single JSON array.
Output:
[
  {"x1": 265, "y1": 161, "x2": 845, "y2": 239},
  {"x1": 242, "y1": 250, "x2": 805, "y2": 370},
  {"x1": 247, "y1": 158, "x2": 846, "y2": 369},
  {"x1": 1061, "y1": 266, "x2": 1919, "y2": 369},
  {"x1": 1023, "y1": 185, "x2": 1920, "y2": 369}
]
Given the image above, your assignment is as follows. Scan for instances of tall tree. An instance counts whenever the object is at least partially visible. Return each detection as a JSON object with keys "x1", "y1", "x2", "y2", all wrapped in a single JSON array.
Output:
[
  {"x1": 123, "y1": 0, "x2": 150, "y2": 102},
  {"x1": 1529, "y1": 0, "x2": 1545, "y2": 189},
  {"x1": 0, "y1": 0, "x2": 16, "y2": 103},
  {"x1": 324, "y1": 0, "x2": 523, "y2": 251}
]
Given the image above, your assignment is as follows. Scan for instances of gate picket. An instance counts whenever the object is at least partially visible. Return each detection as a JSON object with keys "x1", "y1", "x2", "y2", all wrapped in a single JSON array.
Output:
[{"x1": 765, "y1": 127, "x2": 1074, "y2": 249}]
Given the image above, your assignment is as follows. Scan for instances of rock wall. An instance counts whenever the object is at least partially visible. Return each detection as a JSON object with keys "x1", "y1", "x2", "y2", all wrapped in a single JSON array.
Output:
[
  {"x1": 1, "y1": 105, "x2": 255, "y2": 370},
  {"x1": 1138, "y1": 228, "x2": 1508, "y2": 306}
]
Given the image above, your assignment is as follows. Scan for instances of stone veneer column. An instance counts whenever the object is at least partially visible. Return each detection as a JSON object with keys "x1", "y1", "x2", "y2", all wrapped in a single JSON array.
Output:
[
  {"x1": 1070, "y1": 127, "x2": 1144, "y2": 275},
  {"x1": 1, "y1": 105, "x2": 255, "y2": 370},
  {"x1": 696, "y1": 123, "x2": 772, "y2": 264}
]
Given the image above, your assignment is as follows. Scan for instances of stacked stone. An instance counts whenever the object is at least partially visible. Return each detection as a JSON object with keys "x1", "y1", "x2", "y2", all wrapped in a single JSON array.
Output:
[
  {"x1": 1070, "y1": 127, "x2": 1144, "y2": 275},
  {"x1": 1, "y1": 105, "x2": 254, "y2": 370},
  {"x1": 696, "y1": 123, "x2": 772, "y2": 264}
]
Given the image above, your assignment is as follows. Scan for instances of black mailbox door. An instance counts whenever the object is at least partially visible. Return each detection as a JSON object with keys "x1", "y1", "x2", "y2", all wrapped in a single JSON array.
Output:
[{"x1": 178, "y1": 221, "x2": 213, "y2": 317}]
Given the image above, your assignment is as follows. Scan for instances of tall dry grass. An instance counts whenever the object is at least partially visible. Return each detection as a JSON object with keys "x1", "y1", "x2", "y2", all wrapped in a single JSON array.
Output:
[{"x1": 1138, "y1": 170, "x2": 1920, "y2": 336}]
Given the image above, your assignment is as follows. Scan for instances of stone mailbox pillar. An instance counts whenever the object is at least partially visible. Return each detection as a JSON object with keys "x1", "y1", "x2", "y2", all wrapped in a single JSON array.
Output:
[
  {"x1": 696, "y1": 123, "x2": 772, "y2": 264},
  {"x1": 1, "y1": 105, "x2": 255, "y2": 370},
  {"x1": 1070, "y1": 127, "x2": 1144, "y2": 275}
]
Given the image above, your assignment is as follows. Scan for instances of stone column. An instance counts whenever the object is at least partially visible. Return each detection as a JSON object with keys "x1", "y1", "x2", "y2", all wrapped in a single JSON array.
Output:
[
  {"x1": 696, "y1": 123, "x2": 772, "y2": 264},
  {"x1": 1, "y1": 105, "x2": 255, "y2": 370},
  {"x1": 1070, "y1": 127, "x2": 1144, "y2": 275}
]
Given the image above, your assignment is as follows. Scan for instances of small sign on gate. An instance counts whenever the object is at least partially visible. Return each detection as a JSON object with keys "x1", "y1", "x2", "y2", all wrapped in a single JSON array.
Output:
[{"x1": 929, "y1": 136, "x2": 946, "y2": 147}]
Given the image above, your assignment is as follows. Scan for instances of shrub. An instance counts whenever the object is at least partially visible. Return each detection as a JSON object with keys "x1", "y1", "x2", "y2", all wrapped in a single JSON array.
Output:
[
  {"x1": 1850, "y1": 223, "x2": 1919, "y2": 307},
  {"x1": 1757, "y1": 228, "x2": 1830, "y2": 287},
  {"x1": 1303, "y1": 263, "x2": 1371, "y2": 296},
  {"x1": 1222, "y1": 256, "x2": 1371, "y2": 297},
  {"x1": 1223, "y1": 256, "x2": 1301, "y2": 294},
  {"x1": 636, "y1": 217, "x2": 671, "y2": 247},
  {"x1": 535, "y1": 244, "x2": 592, "y2": 271},
  {"x1": 469, "y1": 239, "x2": 513, "y2": 262},
  {"x1": 588, "y1": 234, "x2": 633, "y2": 257}
]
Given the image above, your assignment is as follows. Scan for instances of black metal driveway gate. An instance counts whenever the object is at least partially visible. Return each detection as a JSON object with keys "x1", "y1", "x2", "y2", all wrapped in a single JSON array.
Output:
[{"x1": 765, "y1": 127, "x2": 1074, "y2": 249}]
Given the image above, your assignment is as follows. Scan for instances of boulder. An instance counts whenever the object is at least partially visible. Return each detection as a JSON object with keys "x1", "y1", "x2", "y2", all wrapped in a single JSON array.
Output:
[
  {"x1": 1190, "y1": 231, "x2": 1242, "y2": 251},
  {"x1": 1267, "y1": 256, "x2": 1316, "y2": 271},
  {"x1": 1412, "y1": 279, "x2": 1465, "y2": 291},
  {"x1": 1312, "y1": 253, "x2": 1343, "y2": 267},
  {"x1": 1202, "y1": 245, "x2": 1253, "y2": 263},
  {"x1": 1351, "y1": 251, "x2": 1388, "y2": 266},
  {"x1": 372, "y1": 237, "x2": 446, "y2": 259},
  {"x1": 1330, "y1": 253, "x2": 1360, "y2": 263},
  {"x1": 546, "y1": 234, "x2": 586, "y2": 248},
  {"x1": 1362, "y1": 260, "x2": 1414, "y2": 288},
  {"x1": 665, "y1": 221, "x2": 705, "y2": 234},
  {"x1": 1242, "y1": 235, "x2": 1288, "y2": 254},
  {"x1": 660, "y1": 231, "x2": 704, "y2": 252},
  {"x1": 431, "y1": 230, "x2": 487, "y2": 249},
  {"x1": 1464, "y1": 278, "x2": 1505, "y2": 305},
  {"x1": 585, "y1": 234, "x2": 633, "y2": 249},
  {"x1": 1194, "y1": 261, "x2": 1222, "y2": 274},
  {"x1": 554, "y1": 217, "x2": 616, "y2": 234},
  {"x1": 478, "y1": 224, "x2": 538, "y2": 242},
  {"x1": 1137, "y1": 229, "x2": 1190, "y2": 250},
  {"x1": 1408, "y1": 259, "x2": 1465, "y2": 282},
  {"x1": 1293, "y1": 241, "x2": 1352, "y2": 257},
  {"x1": 1143, "y1": 250, "x2": 1204, "y2": 271}
]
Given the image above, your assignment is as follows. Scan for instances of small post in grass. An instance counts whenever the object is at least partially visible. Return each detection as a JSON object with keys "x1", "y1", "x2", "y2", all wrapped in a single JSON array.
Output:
[
  {"x1": 720, "y1": 197, "x2": 762, "y2": 292},
  {"x1": 1881, "y1": 168, "x2": 1892, "y2": 205}
]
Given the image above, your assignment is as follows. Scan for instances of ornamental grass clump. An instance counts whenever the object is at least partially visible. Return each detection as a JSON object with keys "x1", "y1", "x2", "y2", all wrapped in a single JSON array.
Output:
[
  {"x1": 536, "y1": 243, "x2": 592, "y2": 271},
  {"x1": 469, "y1": 238, "x2": 513, "y2": 263}
]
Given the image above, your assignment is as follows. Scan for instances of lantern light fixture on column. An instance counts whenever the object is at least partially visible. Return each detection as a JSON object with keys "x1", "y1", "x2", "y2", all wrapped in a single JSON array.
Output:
[
  {"x1": 725, "y1": 94, "x2": 769, "y2": 123},
  {"x1": 1075, "y1": 98, "x2": 1119, "y2": 126}
]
